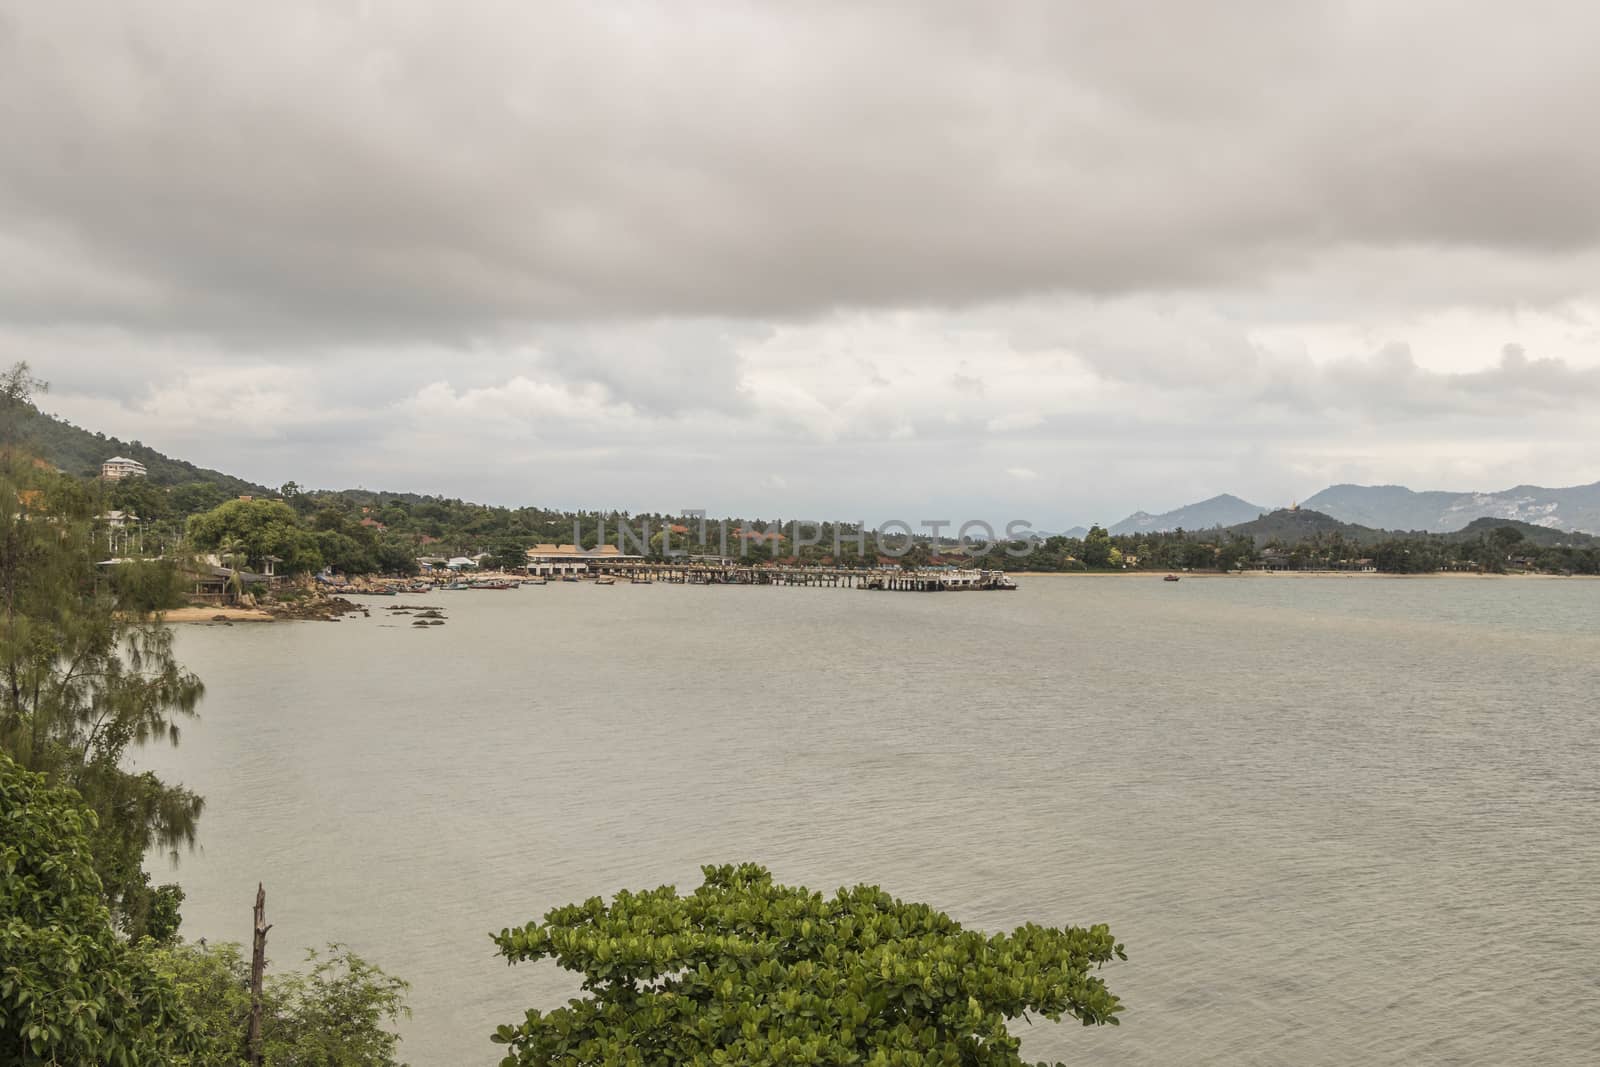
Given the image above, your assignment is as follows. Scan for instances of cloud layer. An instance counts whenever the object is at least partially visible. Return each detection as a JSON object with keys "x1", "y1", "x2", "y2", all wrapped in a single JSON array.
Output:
[{"x1": 3, "y1": 2, "x2": 1598, "y2": 521}]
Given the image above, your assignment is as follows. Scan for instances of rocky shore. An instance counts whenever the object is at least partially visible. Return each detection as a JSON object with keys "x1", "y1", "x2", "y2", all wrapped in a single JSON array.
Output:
[{"x1": 161, "y1": 582, "x2": 369, "y2": 624}]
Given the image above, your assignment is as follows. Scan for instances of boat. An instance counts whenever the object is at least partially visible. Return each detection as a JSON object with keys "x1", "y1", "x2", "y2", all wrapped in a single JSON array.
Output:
[
  {"x1": 560, "y1": 575, "x2": 580, "y2": 583},
  {"x1": 525, "y1": 577, "x2": 548, "y2": 586},
  {"x1": 630, "y1": 576, "x2": 652, "y2": 584},
  {"x1": 594, "y1": 576, "x2": 616, "y2": 586},
  {"x1": 472, "y1": 581, "x2": 515, "y2": 590},
  {"x1": 1163, "y1": 574, "x2": 1181, "y2": 582}
]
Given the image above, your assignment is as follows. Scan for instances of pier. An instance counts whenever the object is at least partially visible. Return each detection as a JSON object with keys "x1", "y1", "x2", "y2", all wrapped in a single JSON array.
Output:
[{"x1": 585, "y1": 560, "x2": 1017, "y2": 591}]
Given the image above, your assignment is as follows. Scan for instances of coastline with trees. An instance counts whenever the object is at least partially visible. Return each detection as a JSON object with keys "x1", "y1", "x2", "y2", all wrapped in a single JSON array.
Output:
[{"x1": 6, "y1": 359, "x2": 1131, "y2": 1066}]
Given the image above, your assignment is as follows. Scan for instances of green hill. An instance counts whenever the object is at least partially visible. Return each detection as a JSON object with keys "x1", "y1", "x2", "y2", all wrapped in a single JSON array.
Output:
[
  {"x1": 1224, "y1": 508, "x2": 1383, "y2": 546},
  {"x1": 9, "y1": 402, "x2": 270, "y2": 497},
  {"x1": 1443, "y1": 517, "x2": 1597, "y2": 548},
  {"x1": 1222, "y1": 509, "x2": 1599, "y2": 552}
]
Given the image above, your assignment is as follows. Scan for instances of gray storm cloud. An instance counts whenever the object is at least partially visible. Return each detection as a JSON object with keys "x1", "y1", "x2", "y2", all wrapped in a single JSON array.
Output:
[
  {"x1": 3, "y1": 1, "x2": 1598, "y2": 522},
  {"x1": 3, "y1": 1, "x2": 1600, "y2": 337}
]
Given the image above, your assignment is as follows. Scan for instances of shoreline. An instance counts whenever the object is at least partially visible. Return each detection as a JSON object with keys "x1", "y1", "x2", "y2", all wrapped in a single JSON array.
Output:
[
  {"x1": 1006, "y1": 569, "x2": 1596, "y2": 580},
  {"x1": 160, "y1": 606, "x2": 277, "y2": 623}
]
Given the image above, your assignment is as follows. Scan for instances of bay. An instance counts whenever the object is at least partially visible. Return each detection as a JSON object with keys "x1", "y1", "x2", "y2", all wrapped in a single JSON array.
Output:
[{"x1": 136, "y1": 576, "x2": 1600, "y2": 1065}]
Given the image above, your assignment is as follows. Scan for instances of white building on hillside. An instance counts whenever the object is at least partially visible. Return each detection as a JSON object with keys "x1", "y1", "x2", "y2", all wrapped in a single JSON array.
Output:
[{"x1": 101, "y1": 456, "x2": 147, "y2": 480}]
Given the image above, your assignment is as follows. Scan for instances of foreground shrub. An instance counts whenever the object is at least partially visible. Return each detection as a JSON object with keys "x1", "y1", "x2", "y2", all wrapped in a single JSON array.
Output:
[
  {"x1": 151, "y1": 941, "x2": 410, "y2": 1067},
  {"x1": 492, "y1": 862, "x2": 1124, "y2": 1066},
  {"x1": 0, "y1": 753, "x2": 200, "y2": 1064}
]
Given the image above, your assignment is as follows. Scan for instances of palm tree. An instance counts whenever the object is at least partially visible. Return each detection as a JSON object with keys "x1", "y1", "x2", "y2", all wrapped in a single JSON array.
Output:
[{"x1": 218, "y1": 535, "x2": 248, "y2": 604}]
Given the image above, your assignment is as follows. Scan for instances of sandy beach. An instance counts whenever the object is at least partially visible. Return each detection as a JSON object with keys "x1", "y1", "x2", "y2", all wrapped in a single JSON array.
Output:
[{"x1": 160, "y1": 606, "x2": 276, "y2": 623}]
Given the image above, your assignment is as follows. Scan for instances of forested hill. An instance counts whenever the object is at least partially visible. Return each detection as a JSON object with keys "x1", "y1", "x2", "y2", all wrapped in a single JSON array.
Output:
[
  {"x1": 1223, "y1": 507, "x2": 1384, "y2": 546},
  {"x1": 1443, "y1": 516, "x2": 1598, "y2": 548},
  {"x1": 9, "y1": 402, "x2": 271, "y2": 497},
  {"x1": 1221, "y1": 508, "x2": 1599, "y2": 551}
]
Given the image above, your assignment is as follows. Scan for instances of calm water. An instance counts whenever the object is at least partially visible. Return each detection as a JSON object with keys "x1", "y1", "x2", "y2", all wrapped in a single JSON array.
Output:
[{"x1": 137, "y1": 577, "x2": 1600, "y2": 1065}]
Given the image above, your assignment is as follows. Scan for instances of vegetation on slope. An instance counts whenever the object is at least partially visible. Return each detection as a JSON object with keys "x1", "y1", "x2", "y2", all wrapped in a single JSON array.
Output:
[{"x1": 8, "y1": 397, "x2": 269, "y2": 496}]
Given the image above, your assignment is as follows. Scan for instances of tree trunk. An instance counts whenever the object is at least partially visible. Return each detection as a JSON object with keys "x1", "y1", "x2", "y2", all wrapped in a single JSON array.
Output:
[{"x1": 248, "y1": 882, "x2": 271, "y2": 1066}]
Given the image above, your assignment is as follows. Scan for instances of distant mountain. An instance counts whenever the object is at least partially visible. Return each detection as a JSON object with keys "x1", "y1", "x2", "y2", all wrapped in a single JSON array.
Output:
[
  {"x1": 1225, "y1": 508, "x2": 1381, "y2": 546},
  {"x1": 1442, "y1": 517, "x2": 1598, "y2": 548},
  {"x1": 11, "y1": 403, "x2": 271, "y2": 497},
  {"x1": 1031, "y1": 526, "x2": 1088, "y2": 540},
  {"x1": 1109, "y1": 494, "x2": 1265, "y2": 536},
  {"x1": 1220, "y1": 510, "x2": 1600, "y2": 549},
  {"x1": 1304, "y1": 481, "x2": 1600, "y2": 535}
]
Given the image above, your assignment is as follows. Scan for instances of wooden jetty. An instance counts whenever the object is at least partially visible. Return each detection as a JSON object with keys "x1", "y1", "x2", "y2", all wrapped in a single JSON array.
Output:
[{"x1": 585, "y1": 560, "x2": 1017, "y2": 591}]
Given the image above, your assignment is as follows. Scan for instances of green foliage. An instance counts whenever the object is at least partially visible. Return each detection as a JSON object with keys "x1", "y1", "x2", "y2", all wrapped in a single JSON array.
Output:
[
  {"x1": 0, "y1": 755, "x2": 407, "y2": 1067},
  {"x1": 1488, "y1": 524, "x2": 1525, "y2": 552},
  {"x1": 314, "y1": 530, "x2": 373, "y2": 576},
  {"x1": 1079, "y1": 525, "x2": 1113, "y2": 569},
  {"x1": 109, "y1": 557, "x2": 190, "y2": 613},
  {"x1": 151, "y1": 942, "x2": 411, "y2": 1067},
  {"x1": 374, "y1": 538, "x2": 421, "y2": 577},
  {"x1": 0, "y1": 752, "x2": 203, "y2": 1065},
  {"x1": 188, "y1": 498, "x2": 323, "y2": 574},
  {"x1": 172, "y1": 481, "x2": 235, "y2": 516},
  {"x1": 492, "y1": 863, "x2": 1124, "y2": 1066},
  {"x1": 1, "y1": 363, "x2": 49, "y2": 449},
  {"x1": 144, "y1": 883, "x2": 187, "y2": 946},
  {"x1": 2, "y1": 454, "x2": 206, "y2": 937}
]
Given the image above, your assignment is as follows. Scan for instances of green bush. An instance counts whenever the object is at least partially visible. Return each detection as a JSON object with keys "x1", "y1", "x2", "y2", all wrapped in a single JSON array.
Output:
[
  {"x1": 150, "y1": 942, "x2": 410, "y2": 1067},
  {"x1": 0, "y1": 753, "x2": 202, "y2": 1064},
  {"x1": 492, "y1": 863, "x2": 1124, "y2": 1066},
  {"x1": 109, "y1": 557, "x2": 189, "y2": 613}
]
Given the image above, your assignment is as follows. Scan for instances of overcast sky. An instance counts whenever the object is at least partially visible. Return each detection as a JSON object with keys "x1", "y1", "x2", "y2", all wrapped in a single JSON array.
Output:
[{"x1": 4, "y1": 1, "x2": 1598, "y2": 526}]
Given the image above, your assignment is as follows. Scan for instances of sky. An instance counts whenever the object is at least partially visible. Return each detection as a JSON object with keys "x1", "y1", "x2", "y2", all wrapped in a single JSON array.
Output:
[{"x1": 3, "y1": 1, "x2": 1599, "y2": 528}]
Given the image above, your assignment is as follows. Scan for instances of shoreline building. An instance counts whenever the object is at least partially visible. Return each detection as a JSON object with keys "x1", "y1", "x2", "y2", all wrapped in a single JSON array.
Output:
[
  {"x1": 101, "y1": 456, "x2": 147, "y2": 480},
  {"x1": 524, "y1": 543, "x2": 641, "y2": 577}
]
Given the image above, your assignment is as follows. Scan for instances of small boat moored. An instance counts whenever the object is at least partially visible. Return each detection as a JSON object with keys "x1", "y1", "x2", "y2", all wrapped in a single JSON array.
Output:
[{"x1": 1163, "y1": 574, "x2": 1181, "y2": 582}]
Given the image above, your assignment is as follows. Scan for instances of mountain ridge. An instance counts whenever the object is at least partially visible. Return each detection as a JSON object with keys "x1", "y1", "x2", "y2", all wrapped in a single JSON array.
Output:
[
  {"x1": 1303, "y1": 480, "x2": 1600, "y2": 534},
  {"x1": 1221, "y1": 508, "x2": 1599, "y2": 549},
  {"x1": 1107, "y1": 493, "x2": 1266, "y2": 536},
  {"x1": 1095, "y1": 480, "x2": 1600, "y2": 537}
]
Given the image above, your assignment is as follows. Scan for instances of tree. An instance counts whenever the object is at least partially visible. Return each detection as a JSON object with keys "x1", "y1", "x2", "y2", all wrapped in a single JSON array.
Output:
[
  {"x1": 150, "y1": 941, "x2": 410, "y2": 1067},
  {"x1": 1216, "y1": 535, "x2": 1253, "y2": 573},
  {"x1": 1081, "y1": 525, "x2": 1113, "y2": 568},
  {"x1": 0, "y1": 362, "x2": 47, "y2": 450},
  {"x1": 1, "y1": 752, "x2": 204, "y2": 1064},
  {"x1": 2, "y1": 454, "x2": 204, "y2": 936},
  {"x1": 492, "y1": 863, "x2": 1124, "y2": 1065},
  {"x1": 374, "y1": 538, "x2": 420, "y2": 577},
  {"x1": 172, "y1": 481, "x2": 233, "y2": 516},
  {"x1": 1489, "y1": 525, "x2": 1525, "y2": 555},
  {"x1": 188, "y1": 498, "x2": 323, "y2": 574}
]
